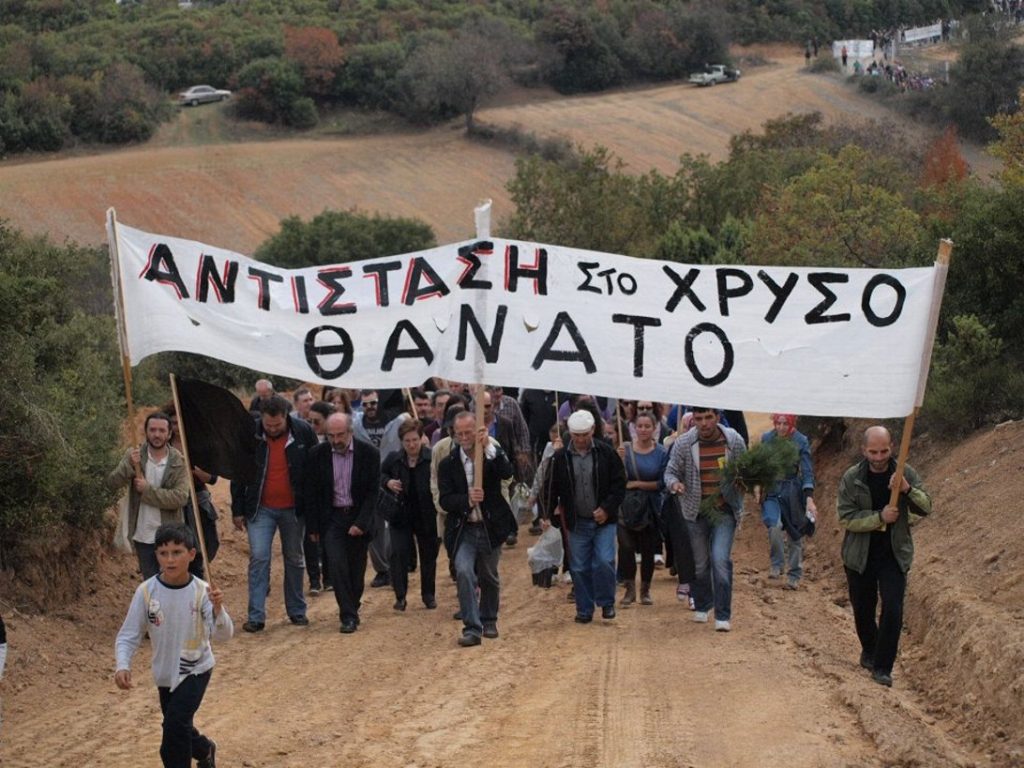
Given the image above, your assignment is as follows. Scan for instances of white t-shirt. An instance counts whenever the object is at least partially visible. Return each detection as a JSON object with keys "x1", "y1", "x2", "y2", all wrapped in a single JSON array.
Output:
[
  {"x1": 115, "y1": 574, "x2": 233, "y2": 691},
  {"x1": 133, "y1": 453, "x2": 168, "y2": 544}
]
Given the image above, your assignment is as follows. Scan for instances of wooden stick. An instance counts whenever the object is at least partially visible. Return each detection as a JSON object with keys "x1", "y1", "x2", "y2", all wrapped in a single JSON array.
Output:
[
  {"x1": 170, "y1": 374, "x2": 214, "y2": 584},
  {"x1": 403, "y1": 387, "x2": 417, "y2": 418},
  {"x1": 616, "y1": 405, "x2": 625, "y2": 453},
  {"x1": 106, "y1": 209, "x2": 139, "y2": 464},
  {"x1": 474, "y1": 383, "x2": 486, "y2": 490},
  {"x1": 885, "y1": 239, "x2": 953, "y2": 516}
]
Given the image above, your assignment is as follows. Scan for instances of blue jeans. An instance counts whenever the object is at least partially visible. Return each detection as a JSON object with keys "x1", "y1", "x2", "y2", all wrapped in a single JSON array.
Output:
[
  {"x1": 568, "y1": 518, "x2": 617, "y2": 618},
  {"x1": 685, "y1": 514, "x2": 736, "y2": 621},
  {"x1": 454, "y1": 523, "x2": 501, "y2": 637},
  {"x1": 246, "y1": 506, "x2": 307, "y2": 623},
  {"x1": 762, "y1": 492, "x2": 803, "y2": 581}
]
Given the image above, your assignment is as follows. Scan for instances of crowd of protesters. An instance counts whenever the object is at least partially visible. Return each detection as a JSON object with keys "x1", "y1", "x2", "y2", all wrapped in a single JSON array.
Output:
[{"x1": 105, "y1": 378, "x2": 932, "y2": 765}]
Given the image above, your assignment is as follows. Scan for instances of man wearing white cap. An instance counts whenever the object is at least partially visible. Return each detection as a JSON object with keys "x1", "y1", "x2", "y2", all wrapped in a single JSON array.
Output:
[{"x1": 543, "y1": 410, "x2": 626, "y2": 623}]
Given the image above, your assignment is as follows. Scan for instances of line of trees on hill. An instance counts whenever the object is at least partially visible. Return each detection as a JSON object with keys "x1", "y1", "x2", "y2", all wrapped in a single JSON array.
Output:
[
  {"x1": 3, "y1": 106, "x2": 1024, "y2": 575},
  {"x1": 0, "y1": 0, "x2": 994, "y2": 154}
]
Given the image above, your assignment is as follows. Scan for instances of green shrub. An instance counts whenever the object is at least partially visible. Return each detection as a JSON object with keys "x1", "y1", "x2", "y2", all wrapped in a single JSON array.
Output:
[
  {"x1": 286, "y1": 95, "x2": 319, "y2": 129},
  {"x1": 921, "y1": 314, "x2": 1024, "y2": 435},
  {"x1": 0, "y1": 225, "x2": 123, "y2": 569},
  {"x1": 810, "y1": 55, "x2": 840, "y2": 73}
]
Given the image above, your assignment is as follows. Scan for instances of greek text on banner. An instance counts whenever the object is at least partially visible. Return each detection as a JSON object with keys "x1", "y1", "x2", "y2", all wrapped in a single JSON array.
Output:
[{"x1": 110, "y1": 222, "x2": 943, "y2": 418}]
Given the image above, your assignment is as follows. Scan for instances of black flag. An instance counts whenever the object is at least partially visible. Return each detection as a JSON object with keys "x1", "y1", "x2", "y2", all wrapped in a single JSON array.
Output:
[{"x1": 176, "y1": 379, "x2": 259, "y2": 484}]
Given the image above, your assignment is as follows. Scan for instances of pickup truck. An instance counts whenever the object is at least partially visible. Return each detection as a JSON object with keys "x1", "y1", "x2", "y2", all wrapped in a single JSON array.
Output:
[{"x1": 688, "y1": 64, "x2": 741, "y2": 86}]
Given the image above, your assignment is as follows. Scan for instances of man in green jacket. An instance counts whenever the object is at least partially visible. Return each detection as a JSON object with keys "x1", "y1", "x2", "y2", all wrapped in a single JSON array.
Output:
[
  {"x1": 837, "y1": 425, "x2": 931, "y2": 687},
  {"x1": 109, "y1": 412, "x2": 190, "y2": 579}
]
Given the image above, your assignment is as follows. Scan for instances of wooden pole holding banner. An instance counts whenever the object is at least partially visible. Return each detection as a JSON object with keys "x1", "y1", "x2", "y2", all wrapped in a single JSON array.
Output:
[
  {"x1": 885, "y1": 238, "x2": 953, "y2": 516},
  {"x1": 473, "y1": 384, "x2": 486, "y2": 491},
  {"x1": 106, "y1": 208, "x2": 142, "y2": 477},
  {"x1": 403, "y1": 387, "x2": 417, "y2": 418},
  {"x1": 169, "y1": 373, "x2": 214, "y2": 584}
]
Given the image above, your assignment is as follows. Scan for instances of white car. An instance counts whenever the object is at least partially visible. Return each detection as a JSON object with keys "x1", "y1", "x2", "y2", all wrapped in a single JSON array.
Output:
[
  {"x1": 178, "y1": 85, "x2": 231, "y2": 106},
  {"x1": 688, "y1": 65, "x2": 741, "y2": 87}
]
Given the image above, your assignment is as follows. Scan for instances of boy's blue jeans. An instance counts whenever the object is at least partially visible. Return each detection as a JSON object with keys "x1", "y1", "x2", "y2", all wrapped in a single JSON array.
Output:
[
  {"x1": 158, "y1": 670, "x2": 212, "y2": 768},
  {"x1": 686, "y1": 514, "x2": 736, "y2": 621}
]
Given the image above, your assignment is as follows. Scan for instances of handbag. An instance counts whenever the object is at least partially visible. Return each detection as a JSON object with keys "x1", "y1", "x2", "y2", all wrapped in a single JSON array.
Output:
[
  {"x1": 619, "y1": 447, "x2": 652, "y2": 531},
  {"x1": 377, "y1": 486, "x2": 404, "y2": 525}
]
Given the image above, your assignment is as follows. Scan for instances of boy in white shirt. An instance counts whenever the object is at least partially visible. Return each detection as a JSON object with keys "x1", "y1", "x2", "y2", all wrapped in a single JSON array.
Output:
[{"x1": 115, "y1": 523, "x2": 232, "y2": 768}]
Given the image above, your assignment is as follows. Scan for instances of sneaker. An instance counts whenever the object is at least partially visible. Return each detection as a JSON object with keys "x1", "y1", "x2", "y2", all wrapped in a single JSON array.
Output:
[
  {"x1": 688, "y1": 596, "x2": 696, "y2": 611},
  {"x1": 768, "y1": 567, "x2": 781, "y2": 579},
  {"x1": 308, "y1": 587, "x2": 321, "y2": 596},
  {"x1": 482, "y1": 623, "x2": 499, "y2": 639},
  {"x1": 784, "y1": 577, "x2": 799, "y2": 590},
  {"x1": 676, "y1": 584, "x2": 689, "y2": 603},
  {"x1": 197, "y1": 740, "x2": 217, "y2": 768},
  {"x1": 715, "y1": 620, "x2": 731, "y2": 632},
  {"x1": 871, "y1": 670, "x2": 893, "y2": 687},
  {"x1": 370, "y1": 571, "x2": 390, "y2": 588},
  {"x1": 654, "y1": 553, "x2": 665, "y2": 568},
  {"x1": 242, "y1": 621, "x2": 265, "y2": 633},
  {"x1": 693, "y1": 611, "x2": 709, "y2": 623}
]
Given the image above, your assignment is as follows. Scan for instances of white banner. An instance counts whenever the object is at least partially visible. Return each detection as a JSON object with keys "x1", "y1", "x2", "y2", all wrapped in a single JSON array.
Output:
[
  {"x1": 833, "y1": 39, "x2": 875, "y2": 59},
  {"x1": 109, "y1": 220, "x2": 945, "y2": 418},
  {"x1": 903, "y1": 23, "x2": 942, "y2": 43}
]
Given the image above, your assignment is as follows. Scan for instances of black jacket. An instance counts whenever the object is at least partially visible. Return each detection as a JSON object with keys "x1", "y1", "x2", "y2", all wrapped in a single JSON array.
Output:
[
  {"x1": 232, "y1": 415, "x2": 317, "y2": 520},
  {"x1": 381, "y1": 447, "x2": 436, "y2": 536},
  {"x1": 438, "y1": 444, "x2": 515, "y2": 550},
  {"x1": 544, "y1": 440, "x2": 626, "y2": 531},
  {"x1": 519, "y1": 389, "x2": 557, "y2": 459},
  {"x1": 306, "y1": 437, "x2": 380, "y2": 537}
]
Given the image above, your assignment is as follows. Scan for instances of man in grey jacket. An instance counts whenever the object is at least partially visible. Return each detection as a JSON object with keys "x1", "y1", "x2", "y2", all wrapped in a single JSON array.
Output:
[{"x1": 665, "y1": 407, "x2": 747, "y2": 632}]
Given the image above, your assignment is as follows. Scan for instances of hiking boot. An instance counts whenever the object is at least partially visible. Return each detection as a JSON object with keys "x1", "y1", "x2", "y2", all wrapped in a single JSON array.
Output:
[
  {"x1": 601, "y1": 605, "x2": 616, "y2": 620},
  {"x1": 871, "y1": 670, "x2": 893, "y2": 687},
  {"x1": 768, "y1": 567, "x2": 781, "y2": 579},
  {"x1": 482, "y1": 623, "x2": 499, "y2": 639},
  {"x1": 458, "y1": 632, "x2": 482, "y2": 647},
  {"x1": 423, "y1": 596, "x2": 437, "y2": 609},
  {"x1": 574, "y1": 614, "x2": 593, "y2": 624},
  {"x1": 197, "y1": 740, "x2": 217, "y2": 768},
  {"x1": 640, "y1": 582, "x2": 653, "y2": 605},
  {"x1": 621, "y1": 581, "x2": 636, "y2": 606},
  {"x1": 242, "y1": 621, "x2": 265, "y2": 633},
  {"x1": 393, "y1": 598, "x2": 407, "y2": 611},
  {"x1": 288, "y1": 615, "x2": 309, "y2": 626},
  {"x1": 859, "y1": 651, "x2": 874, "y2": 670}
]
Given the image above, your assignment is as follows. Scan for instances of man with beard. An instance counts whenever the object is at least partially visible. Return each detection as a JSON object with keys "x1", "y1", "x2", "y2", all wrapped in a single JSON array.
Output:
[
  {"x1": 232, "y1": 395, "x2": 317, "y2": 632},
  {"x1": 109, "y1": 412, "x2": 190, "y2": 579}
]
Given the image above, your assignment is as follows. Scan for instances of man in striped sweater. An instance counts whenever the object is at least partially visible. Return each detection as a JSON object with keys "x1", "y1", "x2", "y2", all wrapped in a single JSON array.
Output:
[{"x1": 665, "y1": 407, "x2": 747, "y2": 632}]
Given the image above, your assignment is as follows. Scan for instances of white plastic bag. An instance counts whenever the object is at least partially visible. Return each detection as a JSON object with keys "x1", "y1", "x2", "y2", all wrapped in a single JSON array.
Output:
[
  {"x1": 113, "y1": 494, "x2": 133, "y2": 554},
  {"x1": 511, "y1": 482, "x2": 533, "y2": 526},
  {"x1": 527, "y1": 525, "x2": 563, "y2": 574}
]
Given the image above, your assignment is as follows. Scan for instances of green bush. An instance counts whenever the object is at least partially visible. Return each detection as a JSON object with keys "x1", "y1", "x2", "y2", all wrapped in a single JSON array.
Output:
[
  {"x1": 921, "y1": 314, "x2": 1024, "y2": 435},
  {"x1": 810, "y1": 55, "x2": 840, "y2": 73},
  {"x1": 0, "y1": 225, "x2": 123, "y2": 569},
  {"x1": 255, "y1": 208, "x2": 436, "y2": 269},
  {"x1": 286, "y1": 95, "x2": 319, "y2": 128}
]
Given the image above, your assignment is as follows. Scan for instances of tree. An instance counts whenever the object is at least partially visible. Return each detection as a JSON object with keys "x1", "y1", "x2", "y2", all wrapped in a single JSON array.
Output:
[
  {"x1": 233, "y1": 56, "x2": 304, "y2": 124},
  {"x1": 283, "y1": 25, "x2": 345, "y2": 101},
  {"x1": 748, "y1": 145, "x2": 926, "y2": 268},
  {"x1": 396, "y1": 26, "x2": 508, "y2": 131},
  {"x1": 254, "y1": 209, "x2": 436, "y2": 269}
]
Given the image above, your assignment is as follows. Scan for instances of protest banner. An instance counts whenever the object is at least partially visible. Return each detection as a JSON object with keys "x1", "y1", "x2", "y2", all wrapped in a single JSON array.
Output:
[{"x1": 107, "y1": 211, "x2": 949, "y2": 418}]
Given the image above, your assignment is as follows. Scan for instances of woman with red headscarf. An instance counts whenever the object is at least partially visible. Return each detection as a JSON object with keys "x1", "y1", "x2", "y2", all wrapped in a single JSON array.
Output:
[{"x1": 759, "y1": 414, "x2": 817, "y2": 589}]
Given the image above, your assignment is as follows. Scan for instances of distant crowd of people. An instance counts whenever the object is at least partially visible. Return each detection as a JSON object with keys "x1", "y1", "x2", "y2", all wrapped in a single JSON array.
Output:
[{"x1": 108, "y1": 379, "x2": 931, "y2": 767}]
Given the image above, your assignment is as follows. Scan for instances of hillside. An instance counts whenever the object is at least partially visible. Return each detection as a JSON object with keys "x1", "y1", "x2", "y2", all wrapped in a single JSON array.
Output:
[{"x1": 0, "y1": 47, "x2": 993, "y2": 254}]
